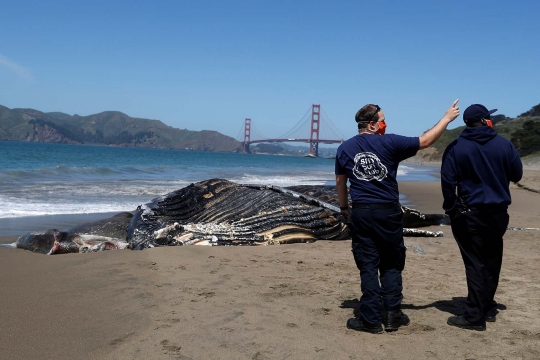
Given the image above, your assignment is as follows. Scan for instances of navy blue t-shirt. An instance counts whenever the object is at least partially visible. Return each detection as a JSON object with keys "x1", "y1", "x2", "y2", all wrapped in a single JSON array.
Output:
[{"x1": 335, "y1": 134, "x2": 420, "y2": 203}]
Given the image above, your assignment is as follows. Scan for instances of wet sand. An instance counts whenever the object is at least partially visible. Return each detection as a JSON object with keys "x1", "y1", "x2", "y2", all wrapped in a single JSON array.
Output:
[{"x1": 1, "y1": 172, "x2": 540, "y2": 359}]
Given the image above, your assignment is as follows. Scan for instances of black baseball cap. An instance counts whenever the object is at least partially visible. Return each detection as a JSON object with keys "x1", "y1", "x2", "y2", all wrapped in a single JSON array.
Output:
[{"x1": 463, "y1": 104, "x2": 498, "y2": 122}]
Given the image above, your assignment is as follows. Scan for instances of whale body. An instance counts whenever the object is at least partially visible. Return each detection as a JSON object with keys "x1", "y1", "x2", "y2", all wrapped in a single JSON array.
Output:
[{"x1": 9, "y1": 179, "x2": 449, "y2": 254}]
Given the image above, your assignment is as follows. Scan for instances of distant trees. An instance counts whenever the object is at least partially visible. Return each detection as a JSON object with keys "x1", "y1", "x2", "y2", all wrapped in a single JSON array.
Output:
[
  {"x1": 105, "y1": 130, "x2": 155, "y2": 145},
  {"x1": 491, "y1": 114, "x2": 510, "y2": 124},
  {"x1": 511, "y1": 120, "x2": 540, "y2": 157},
  {"x1": 252, "y1": 143, "x2": 284, "y2": 154},
  {"x1": 519, "y1": 103, "x2": 540, "y2": 117}
]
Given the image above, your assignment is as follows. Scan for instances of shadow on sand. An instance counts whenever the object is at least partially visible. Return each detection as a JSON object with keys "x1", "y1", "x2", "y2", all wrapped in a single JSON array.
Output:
[{"x1": 341, "y1": 297, "x2": 506, "y2": 318}]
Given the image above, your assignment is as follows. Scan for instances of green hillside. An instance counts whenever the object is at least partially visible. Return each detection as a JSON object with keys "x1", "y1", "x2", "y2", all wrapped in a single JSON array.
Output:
[
  {"x1": 415, "y1": 103, "x2": 540, "y2": 164},
  {"x1": 0, "y1": 105, "x2": 243, "y2": 152}
]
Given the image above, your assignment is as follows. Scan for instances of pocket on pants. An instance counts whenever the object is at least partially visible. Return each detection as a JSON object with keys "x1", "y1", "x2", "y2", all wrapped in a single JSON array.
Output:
[{"x1": 385, "y1": 210, "x2": 404, "y2": 225}]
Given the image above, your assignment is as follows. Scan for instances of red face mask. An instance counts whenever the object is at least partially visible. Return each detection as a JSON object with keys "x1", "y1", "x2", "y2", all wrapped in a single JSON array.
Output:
[
  {"x1": 485, "y1": 119, "x2": 493, "y2": 128},
  {"x1": 376, "y1": 120, "x2": 387, "y2": 135}
]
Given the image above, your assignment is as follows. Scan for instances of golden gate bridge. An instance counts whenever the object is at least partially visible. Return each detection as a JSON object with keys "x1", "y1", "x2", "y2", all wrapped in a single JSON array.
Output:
[{"x1": 236, "y1": 104, "x2": 346, "y2": 157}]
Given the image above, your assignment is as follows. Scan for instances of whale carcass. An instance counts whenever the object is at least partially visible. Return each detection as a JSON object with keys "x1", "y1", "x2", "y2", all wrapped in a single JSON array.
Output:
[{"x1": 5, "y1": 179, "x2": 449, "y2": 254}]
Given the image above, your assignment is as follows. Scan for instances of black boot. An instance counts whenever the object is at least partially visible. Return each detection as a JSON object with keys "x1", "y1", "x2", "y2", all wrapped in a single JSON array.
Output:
[
  {"x1": 383, "y1": 310, "x2": 410, "y2": 332},
  {"x1": 447, "y1": 315, "x2": 486, "y2": 331},
  {"x1": 346, "y1": 318, "x2": 383, "y2": 334},
  {"x1": 485, "y1": 309, "x2": 499, "y2": 322}
]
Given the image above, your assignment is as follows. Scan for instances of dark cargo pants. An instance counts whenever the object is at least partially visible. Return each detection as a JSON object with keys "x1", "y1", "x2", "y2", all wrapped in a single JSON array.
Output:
[
  {"x1": 450, "y1": 207, "x2": 509, "y2": 326},
  {"x1": 350, "y1": 203, "x2": 407, "y2": 326}
]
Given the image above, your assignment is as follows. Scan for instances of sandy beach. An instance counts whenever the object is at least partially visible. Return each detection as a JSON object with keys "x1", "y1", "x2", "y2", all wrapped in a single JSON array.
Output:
[{"x1": 1, "y1": 172, "x2": 540, "y2": 360}]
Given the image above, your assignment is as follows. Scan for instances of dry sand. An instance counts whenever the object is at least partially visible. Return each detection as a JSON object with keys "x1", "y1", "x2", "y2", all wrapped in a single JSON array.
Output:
[{"x1": 1, "y1": 173, "x2": 540, "y2": 360}]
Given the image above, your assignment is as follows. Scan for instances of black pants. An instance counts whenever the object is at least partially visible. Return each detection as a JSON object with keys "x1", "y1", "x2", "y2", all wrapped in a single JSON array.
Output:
[
  {"x1": 450, "y1": 208, "x2": 509, "y2": 326},
  {"x1": 350, "y1": 204, "x2": 406, "y2": 326}
]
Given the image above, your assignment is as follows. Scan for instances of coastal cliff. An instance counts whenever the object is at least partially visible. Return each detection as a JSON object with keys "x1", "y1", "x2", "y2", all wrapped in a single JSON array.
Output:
[{"x1": 0, "y1": 105, "x2": 243, "y2": 152}]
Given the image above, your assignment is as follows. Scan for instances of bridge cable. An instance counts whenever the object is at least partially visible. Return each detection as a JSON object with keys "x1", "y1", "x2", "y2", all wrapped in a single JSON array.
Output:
[
  {"x1": 250, "y1": 123, "x2": 270, "y2": 141},
  {"x1": 235, "y1": 122, "x2": 245, "y2": 142},
  {"x1": 321, "y1": 108, "x2": 346, "y2": 140},
  {"x1": 275, "y1": 105, "x2": 313, "y2": 139}
]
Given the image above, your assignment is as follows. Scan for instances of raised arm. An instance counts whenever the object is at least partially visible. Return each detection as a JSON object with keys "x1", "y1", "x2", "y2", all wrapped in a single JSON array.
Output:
[{"x1": 419, "y1": 99, "x2": 460, "y2": 150}]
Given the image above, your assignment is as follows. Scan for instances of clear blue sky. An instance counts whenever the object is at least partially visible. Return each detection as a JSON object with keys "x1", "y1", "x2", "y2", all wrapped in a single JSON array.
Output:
[{"x1": 1, "y1": 0, "x2": 539, "y2": 141}]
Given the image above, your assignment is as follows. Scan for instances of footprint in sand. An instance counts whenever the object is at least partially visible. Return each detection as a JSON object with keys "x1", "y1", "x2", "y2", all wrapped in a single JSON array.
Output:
[{"x1": 160, "y1": 340, "x2": 185, "y2": 357}]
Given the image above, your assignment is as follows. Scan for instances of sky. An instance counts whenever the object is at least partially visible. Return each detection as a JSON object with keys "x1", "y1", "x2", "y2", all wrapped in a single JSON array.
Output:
[{"x1": 1, "y1": 0, "x2": 539, "y2": 142}]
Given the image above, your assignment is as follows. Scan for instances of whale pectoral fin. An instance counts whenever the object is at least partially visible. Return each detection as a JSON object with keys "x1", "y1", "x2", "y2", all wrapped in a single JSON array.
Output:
[
  {"x1": 0, "y1": 243, "x2": 17, "y2": 248},
  {"x1": 258, "y1": 225, "x2": 317, "y2": 245}
]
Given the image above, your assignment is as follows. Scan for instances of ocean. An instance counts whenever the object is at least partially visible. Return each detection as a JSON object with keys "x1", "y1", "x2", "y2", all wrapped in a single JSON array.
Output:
[{"x1": 0, "y1": 141, "x2": 439, "y2": 236}]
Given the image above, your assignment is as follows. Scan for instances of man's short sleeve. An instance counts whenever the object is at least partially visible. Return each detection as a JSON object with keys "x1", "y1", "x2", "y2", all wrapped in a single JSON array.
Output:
[
  {"x1": 335, "y1": 148, "x2": 346, "y2": 175},
  {"x1": 389, "y1": 134, "x2": 420, "y2": 162}
]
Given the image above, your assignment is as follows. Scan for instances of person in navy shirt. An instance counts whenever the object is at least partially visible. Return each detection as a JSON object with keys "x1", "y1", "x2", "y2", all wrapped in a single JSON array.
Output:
[
  {"x1": 336, "y1": 100, "x2": 460, "y2": 334},
  {"x1": 441, "y1": 104, "x2": 522, "y2": 331}
]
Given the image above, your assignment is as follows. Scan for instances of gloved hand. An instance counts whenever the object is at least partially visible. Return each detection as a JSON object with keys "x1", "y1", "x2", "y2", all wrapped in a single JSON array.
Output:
[{"x1": 338, "y1": 209, "x2": 351, "y2": 224}]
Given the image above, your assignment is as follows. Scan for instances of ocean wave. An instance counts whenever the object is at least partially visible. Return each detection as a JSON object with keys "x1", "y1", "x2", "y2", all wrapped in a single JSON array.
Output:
[
  {"x1": 0, "y1": 199, "x2": 138, "y2": 218},
  {"x1": 232, "y1": 172, "x2": 333, "y2": 187}
]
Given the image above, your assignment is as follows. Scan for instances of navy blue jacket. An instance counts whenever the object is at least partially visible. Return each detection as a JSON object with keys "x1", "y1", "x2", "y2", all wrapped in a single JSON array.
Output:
[{"x1": 441, "y1": 126, "x2": 522, "y2": 213}]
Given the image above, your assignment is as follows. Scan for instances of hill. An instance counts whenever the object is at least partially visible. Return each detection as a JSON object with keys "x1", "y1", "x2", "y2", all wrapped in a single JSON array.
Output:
[
  {"x1": 0, "y1": 105, "x2": 243, "y2": 152},
  {"x1": 411, "y1": 103, "x2": 540, "y2": 166}
]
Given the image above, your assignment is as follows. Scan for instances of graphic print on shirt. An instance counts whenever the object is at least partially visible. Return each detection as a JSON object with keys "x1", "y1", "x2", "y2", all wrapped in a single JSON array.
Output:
[{"x1": 353, "y1": 152, "x2": 388, "y2": 181}]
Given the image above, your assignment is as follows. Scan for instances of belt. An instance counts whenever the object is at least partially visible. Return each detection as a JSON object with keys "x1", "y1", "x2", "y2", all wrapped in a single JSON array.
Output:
[{"x1": 351, "y1": 202, "x2": 398, "y2": 210}]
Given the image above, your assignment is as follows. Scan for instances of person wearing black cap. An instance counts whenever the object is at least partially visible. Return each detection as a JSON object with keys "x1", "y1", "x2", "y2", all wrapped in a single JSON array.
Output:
[
  {"x1": 336, "y1": 100, "x2": 460, "y2": 334},
  {"x1": 441, "y1": 104, "x2": 523, "y2": 331}
]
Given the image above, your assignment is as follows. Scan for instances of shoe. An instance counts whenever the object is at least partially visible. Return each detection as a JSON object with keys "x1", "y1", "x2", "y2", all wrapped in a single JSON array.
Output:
[
  {"x1": 447, "y1": 315, "x2": 486, "y2": 331},
  {"x1": 346, "y1": 318, "x2": 383, "y2": 334},
  {"x1": 383, "y1": 310, "x2": 410, "y2": 332},
  {"x1": 486, "y1": 309, "x2": 499, "y2": 323}
]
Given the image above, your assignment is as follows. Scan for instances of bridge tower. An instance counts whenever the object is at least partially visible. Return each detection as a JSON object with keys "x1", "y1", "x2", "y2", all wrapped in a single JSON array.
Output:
[
  {"x1": 309, "y1": 104, "x2": 320, "y2": 157},
  {"x1": 243, "y1": 118, "x2": 251, "y2": 153}
]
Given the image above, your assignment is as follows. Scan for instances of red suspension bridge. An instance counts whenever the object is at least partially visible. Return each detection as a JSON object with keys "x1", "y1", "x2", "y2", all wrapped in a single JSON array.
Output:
[{"x1": 236, "y1": 104, "x2": 346, "y2": 157}]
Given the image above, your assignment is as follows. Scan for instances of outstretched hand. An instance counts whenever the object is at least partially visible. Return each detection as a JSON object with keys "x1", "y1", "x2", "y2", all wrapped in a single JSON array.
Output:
[{"x1": 444, "y1": 99, "x2": 460, "y2": 122}]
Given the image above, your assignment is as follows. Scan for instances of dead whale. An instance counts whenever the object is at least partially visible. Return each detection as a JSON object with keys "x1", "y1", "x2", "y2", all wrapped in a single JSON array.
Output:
[{"x1": 6, "y1": 179, "x2": 449, "y2": 254}]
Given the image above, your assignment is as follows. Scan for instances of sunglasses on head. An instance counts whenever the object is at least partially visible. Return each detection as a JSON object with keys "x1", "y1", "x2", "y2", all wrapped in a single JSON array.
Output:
[{"x1": 366, "y1": 105, "x2": 380, "y2": 122}]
